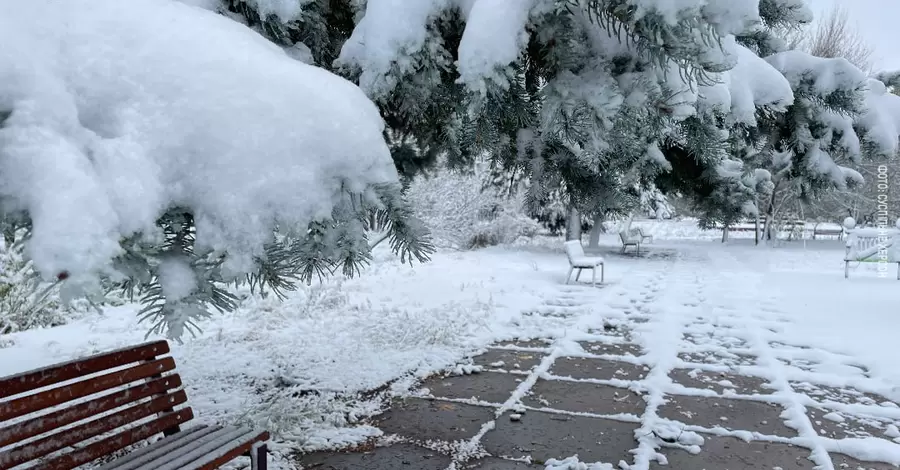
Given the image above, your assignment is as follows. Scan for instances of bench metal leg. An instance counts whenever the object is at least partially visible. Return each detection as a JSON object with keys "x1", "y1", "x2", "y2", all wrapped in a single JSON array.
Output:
[
  {"x1": 601, "y1": 264, "x2": 604, "y2": 283},
  {"x1": 591, "y1": 267, "x2": 596, "y2": 286},
  {"x1": 845, "y1": 260, "x2": 849, "y2": 279},
  {"x1": 575, "y1": 268, "x2": 583, "y2": 282},
  {"x1": 566, "y1": 266, "x2": 573, "y2": 284},
  {"x1": 250, "y1": 442, "x2": 268, "y2": 470}
]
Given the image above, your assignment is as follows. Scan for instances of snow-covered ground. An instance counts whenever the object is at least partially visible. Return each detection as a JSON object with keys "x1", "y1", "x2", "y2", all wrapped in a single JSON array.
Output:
[{"x1": 1, "y1": 220, "x2": 897, "y2": 468}]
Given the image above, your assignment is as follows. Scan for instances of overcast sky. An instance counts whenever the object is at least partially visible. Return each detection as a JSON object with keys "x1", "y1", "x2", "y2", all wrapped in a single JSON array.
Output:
[{"x1": 809, "y1": 0, "x2": 900, "y2": 72}]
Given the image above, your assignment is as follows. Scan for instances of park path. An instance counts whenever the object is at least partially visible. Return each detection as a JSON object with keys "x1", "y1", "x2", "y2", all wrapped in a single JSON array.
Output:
[{"x1": 298, "y1": 244, "x2": 900, "y2": 469}]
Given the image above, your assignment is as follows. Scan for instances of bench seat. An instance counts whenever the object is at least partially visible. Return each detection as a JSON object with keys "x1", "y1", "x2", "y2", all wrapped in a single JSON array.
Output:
[{"x1": 98, "y1": 425, "x2": 269, "y2": 470}]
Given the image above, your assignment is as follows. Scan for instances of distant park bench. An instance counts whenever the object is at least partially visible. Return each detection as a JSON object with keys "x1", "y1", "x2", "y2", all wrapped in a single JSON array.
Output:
[
  {"x1": 618, "y1": 230, "x2": 643, "y2": 254},
  {"x1": 0, "y1": 340, "x2": 270, "y2": 470},
  {"x1": 812, "y1": 222, "x2": 844, "y2": 240},
  {"x1": 721, "y1": 219, "x2": 805, "y2": 240}
]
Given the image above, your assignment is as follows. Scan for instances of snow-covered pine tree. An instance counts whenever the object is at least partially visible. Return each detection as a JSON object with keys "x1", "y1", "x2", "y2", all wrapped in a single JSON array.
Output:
[
  {"x1": 197, "y1": 0, "x2": 900, "y2": 244},
  {"x1": 411, "y1": 0, "x2": 767, "y2": 240},
  {"x1": 0, "y1": 0, "x2": 433, "y2": 340},
  {"x1": 737, "y1": 56, "x2": 900, "y2": 239},
  {"x1": 662, "y1": 0, "x2": 900, "y2": 237}
]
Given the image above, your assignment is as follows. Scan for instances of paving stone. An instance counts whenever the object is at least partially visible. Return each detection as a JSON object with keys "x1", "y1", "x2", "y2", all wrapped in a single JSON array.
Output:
[
  {"x1": 649, "y1": 435, "x2": 814, "y2": 469},
  {"x1": 657, "y1": 395, "x2": 795, "y2": 437},
  {"x1": 808, "y1": 407, "x2": 895, "y2": 440},
  {"x1": 373, "y1": 398, "x2": 495, "y2": 442},
  {"x1": 588, "y1": 324, "x2": 632, "y2": 339},
  {"x1": 670, "y1": 368, "x2": 772, "y2": 395},
  {"x1": 549, "y1": 356, "x2": 647, "y2": 381},
  {"x1": 769, "y1": 341, "x2": 812, "y2": 351},
  {"x1": 473, "y1": 349, "x2": 545, "y2": 371},
  {"x1": 832, "y1": 453, "x2": 899, "y2": 469},
  {"x1": 462, "y1": 456, "x2": 542, "y2": 469},
  {"x1": 683, "y1": 332, "x2": 748, "y2": 349},
  {"x1": 776, "y1": 357, "x2": 823, "y2": 372},
  {"x1": 678, "y1": 350, "x2": 756, "y2": 367},
  {"x1": 523, "y1": 379, "x2": 644, "y2": 416},
  {"x1": 297, "y1": 443, "x2": 451, "y2": 469},
  {"x1": 578, "y1": 341, "x2": 642, "y2": 357},
  {"x1": 792, "y1": 381, "x2": 895, "y2": 407},
  {"x1": 481, "y1": 411, "x2": 636, "y2": 465},
  {"x1": 495, "y1": 339, "x2": 552, "y2": 349},
  {"x1": 419, "y1": 371, "x2": 523, "y2": 404}
]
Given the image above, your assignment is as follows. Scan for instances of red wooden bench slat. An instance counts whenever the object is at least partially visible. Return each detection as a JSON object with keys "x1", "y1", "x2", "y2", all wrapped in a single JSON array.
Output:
[
  {"x1": 0, "y1": 374, "x2": 183, "y2": 448},
  {"x1": 0, "y1": 391, "x2": 188, "y2": 468},
  {"x1": 0, "y1": 357, "x2": 176, "y2": 422},
  {"x1": 0, "y1": 341, "x2": 169, "y2": 399},
  {"x1": 37, "y1": 408, "x2": 194, "y2": 470}
]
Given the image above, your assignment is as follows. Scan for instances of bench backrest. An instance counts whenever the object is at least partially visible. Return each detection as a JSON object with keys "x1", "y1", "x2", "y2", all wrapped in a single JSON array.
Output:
[
  {"x1": 619, "y1": 231, "x2": 637, "y2": 243},
  {"x1": 0, "y1": 340, "x2": 192, "y2": 469},
  {"x1": 845, "y1": 228, "x2": 899, "y2": 262},
  {"x1": 564, "y1": 240, "x2": 584, "y2": 263}
]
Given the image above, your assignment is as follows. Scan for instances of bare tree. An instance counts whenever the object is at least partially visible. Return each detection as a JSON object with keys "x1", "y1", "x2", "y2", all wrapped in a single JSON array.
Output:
[{"x1": 790, "y1": 5, "x2": 874, "y2": 72}]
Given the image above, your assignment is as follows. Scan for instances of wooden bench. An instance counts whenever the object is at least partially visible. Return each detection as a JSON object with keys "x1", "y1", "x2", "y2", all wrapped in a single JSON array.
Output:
[
  {"x1": 812, "y1": 222, "x2": 844, "y2": 240},
  {"x1": 0, "y1": 340, "x2": 269, "y2": 470},
  {"x1": 564, "y1": 240, "x2": 604, "y2": 286}
]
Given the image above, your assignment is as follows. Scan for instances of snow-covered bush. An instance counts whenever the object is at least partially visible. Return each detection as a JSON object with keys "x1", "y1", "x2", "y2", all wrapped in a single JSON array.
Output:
[
  {"x1": 0, "y1": 236, "x2": 64, "y2": 334},
  {"x1": 407, "y1": 166, "x2": 539, "y2": 250}
]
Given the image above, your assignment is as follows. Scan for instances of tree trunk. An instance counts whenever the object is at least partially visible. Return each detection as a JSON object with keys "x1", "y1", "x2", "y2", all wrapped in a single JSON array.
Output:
[
  {"x1": 566, "y1": 207, "x2": 582, "y2": 241},
  {"x1": 588, "y1": 214, "x2": 604, "y2": 249},
  {"x1": 763, "y1": 179, "x2": 782, "y2": 242}
]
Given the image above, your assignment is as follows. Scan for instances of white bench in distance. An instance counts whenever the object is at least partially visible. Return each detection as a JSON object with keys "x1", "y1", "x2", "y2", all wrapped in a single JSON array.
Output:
[
  {"x1": 632, "y1": 227, "x2": 653, "y2": 244},
  {"x1": 619, "y1": 230, "x2": 642, "y2": 254},
  {"x1": 564, "y1": 240, "x2": 605, "y2": 286}
]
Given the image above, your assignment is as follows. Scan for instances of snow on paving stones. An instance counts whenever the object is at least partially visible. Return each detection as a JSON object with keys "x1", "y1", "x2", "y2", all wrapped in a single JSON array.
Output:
[{"x1": 2, "y1": 225, "x2": 900, "y2": 469}]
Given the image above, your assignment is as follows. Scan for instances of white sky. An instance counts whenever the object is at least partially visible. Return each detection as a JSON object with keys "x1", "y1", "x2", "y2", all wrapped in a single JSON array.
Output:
[{"x1": 809, "y1": 0, "x2": 900, "y2": 72}]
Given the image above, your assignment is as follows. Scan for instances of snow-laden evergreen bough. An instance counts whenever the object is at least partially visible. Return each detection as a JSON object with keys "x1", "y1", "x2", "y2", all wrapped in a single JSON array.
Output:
[
  {"x1": 331, "y1": 0, "x2": 815, "y2": 227},
  {"x1": 0, "y1": 0, "x2": 433, "y2": 339},
  {"x1": 200, "y1": 0, "x2": 900, "y2": 231}
]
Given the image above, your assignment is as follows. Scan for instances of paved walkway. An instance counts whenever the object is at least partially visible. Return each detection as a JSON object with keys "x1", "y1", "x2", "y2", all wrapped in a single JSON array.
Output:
[{"x1": 298, "y1": 248, "x2": 900, "y2": 469}]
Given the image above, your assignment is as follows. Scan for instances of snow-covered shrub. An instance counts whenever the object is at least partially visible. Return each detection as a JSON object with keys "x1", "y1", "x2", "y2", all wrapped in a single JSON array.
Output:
[
  {"x1": 0, "y1": 237, "x2": 65, "y2": 334},
  {"x1": 406, "y1": 166, "x2": 539, "y2": 250}
]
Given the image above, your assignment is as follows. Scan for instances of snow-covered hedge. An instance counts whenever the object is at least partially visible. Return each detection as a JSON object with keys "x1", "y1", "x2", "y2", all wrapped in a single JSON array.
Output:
[
  {"x1": 0, "y1": 237, "x2": 65, "y2": 334},
  {"x1": 407, "y1": 167, "x2": 539, "y2": 250}
]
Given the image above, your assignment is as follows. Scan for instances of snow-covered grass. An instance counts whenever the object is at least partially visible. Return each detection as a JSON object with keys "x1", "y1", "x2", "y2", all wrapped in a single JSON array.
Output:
[{"x1": 1, "y1": 220, "x2": 897, "y2": 468}]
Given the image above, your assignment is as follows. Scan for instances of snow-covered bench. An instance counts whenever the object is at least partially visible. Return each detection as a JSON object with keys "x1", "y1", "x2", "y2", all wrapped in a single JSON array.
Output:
[
  {"x1": 619, "y1": 230, "x2": 642, "y2": 254},
  {"x1": 632, "y1": 227, "x2": 653, "y2": 244},
  {"x1": 844, "y1": 224, "x2": 900, "y2": 279},
  {"x1": 564, "y1": 240, "x2": 605, "y2": 286},
  {"x1": 813, "y1": 222, "x2": 844, "y2": 240}
]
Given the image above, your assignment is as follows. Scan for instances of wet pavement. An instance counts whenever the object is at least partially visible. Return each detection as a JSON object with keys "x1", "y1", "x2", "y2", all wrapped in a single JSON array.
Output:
[{"x1": 296, "y1": 338, "x2": 900, "y2": 469}]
